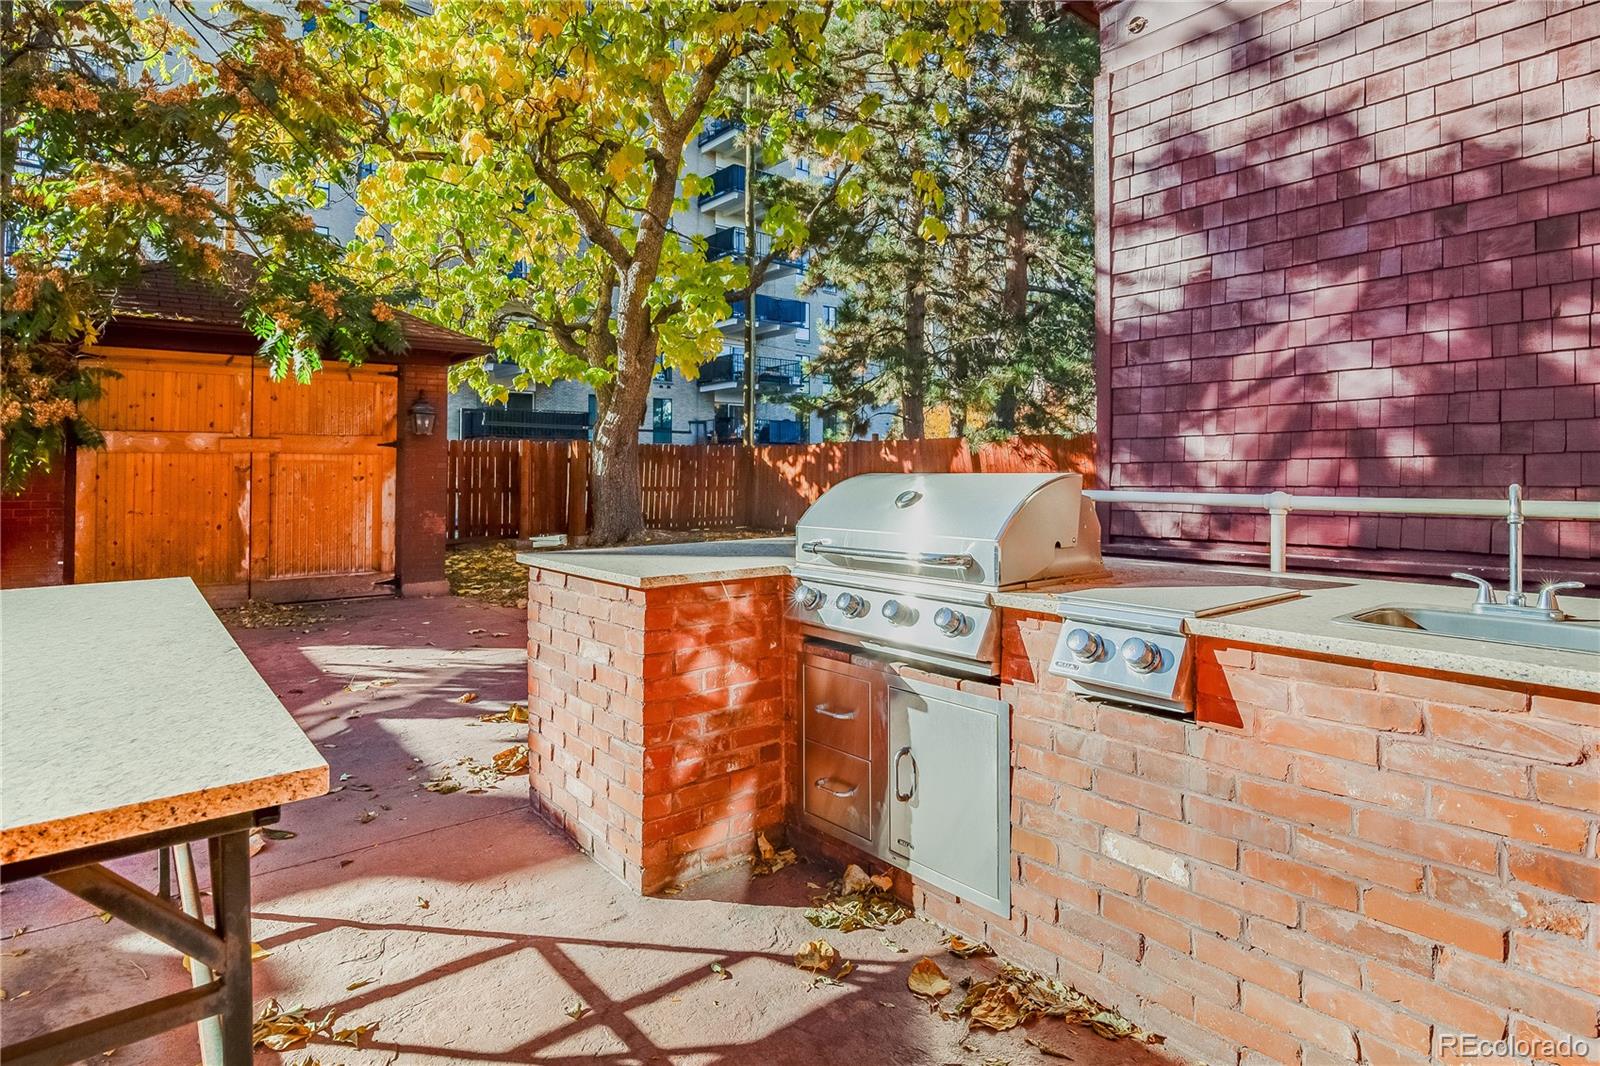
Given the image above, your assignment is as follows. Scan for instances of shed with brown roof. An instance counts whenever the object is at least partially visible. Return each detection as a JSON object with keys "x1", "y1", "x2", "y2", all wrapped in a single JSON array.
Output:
[{"x1": 1, "y1": 262, "x2": 491, "y2": 602}]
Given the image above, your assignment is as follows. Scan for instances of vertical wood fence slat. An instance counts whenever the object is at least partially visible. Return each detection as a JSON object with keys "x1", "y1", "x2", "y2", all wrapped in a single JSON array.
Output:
[{"x1": 448, "y1": 434, "x2": 1095, "y2": 541}]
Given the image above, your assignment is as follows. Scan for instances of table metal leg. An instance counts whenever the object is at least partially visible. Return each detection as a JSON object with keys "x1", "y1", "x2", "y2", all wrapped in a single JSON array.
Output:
[
  {"x1": 174, "y1": 843, "x2": 226, "y2": 1066},
  {"x1": 209, "y1": 830, "x2": 254, "y2": 1064}
]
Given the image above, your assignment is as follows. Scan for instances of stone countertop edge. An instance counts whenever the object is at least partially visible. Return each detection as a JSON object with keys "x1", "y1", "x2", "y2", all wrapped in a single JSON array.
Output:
[
  {"x1": 517, "y1": 537, "x2": 797, "y2": 589},
  {"x1": 993, "y1": 561, "x2": 1600, "y2": 696},
  {"x1": 0, "y1": 764, "x2": 329, "y2": 865}
]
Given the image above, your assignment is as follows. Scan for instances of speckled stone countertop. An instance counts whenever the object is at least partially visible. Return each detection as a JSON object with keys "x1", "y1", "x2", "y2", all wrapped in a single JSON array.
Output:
[
  {"x1": 993, "y1": 559, "x2": 1600, "y2": 694},
  {"x1": 1, "y1": 578, "x2": 329, "y2": 864},
  {"x1": 518, "y1": 537, "x2": 796, "y2": 588}
]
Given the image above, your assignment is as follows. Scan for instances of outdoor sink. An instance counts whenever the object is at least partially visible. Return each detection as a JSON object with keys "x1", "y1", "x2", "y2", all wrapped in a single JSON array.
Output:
[{"x1": 1340, "y1": 605, "x2": 1600, "y2": 655}]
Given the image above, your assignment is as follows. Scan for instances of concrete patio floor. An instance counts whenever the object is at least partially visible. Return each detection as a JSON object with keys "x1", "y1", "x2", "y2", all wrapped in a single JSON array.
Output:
[{"x1": 0, "y1": 594, "x2": 1180, "y2": 1066}]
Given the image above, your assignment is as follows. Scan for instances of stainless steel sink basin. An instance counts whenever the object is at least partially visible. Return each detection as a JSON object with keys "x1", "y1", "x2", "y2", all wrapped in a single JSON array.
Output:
[{"x1": 1339, "y1": 605, "x2": 1600, "y2": 655}]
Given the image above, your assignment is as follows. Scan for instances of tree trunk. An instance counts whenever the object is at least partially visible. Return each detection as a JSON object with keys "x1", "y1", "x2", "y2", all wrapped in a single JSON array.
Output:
[
  {"x1": 588, "y1": 368, "x2": 651, "y2": 545},
  {"x1": 901, "y1": 270, "x2": 927, "y2": 439},
  {"x1": 995, "y1": 26, "x2": 1032, "y2": 434}
]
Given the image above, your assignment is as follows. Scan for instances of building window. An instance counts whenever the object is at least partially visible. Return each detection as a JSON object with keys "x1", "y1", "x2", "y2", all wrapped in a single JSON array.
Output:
[
  {"x1": 822, "y1": 304, "x2": 838, "y2": 329},
  {"x1": 314, "y1": 225, "x2": 331, "y2": 237},
  {"x1": 795, "y1": 156, "x2": 810, "y2": 176},
  {"x1": 651, "y1": 397, "x2": 673, "y2": 443}
]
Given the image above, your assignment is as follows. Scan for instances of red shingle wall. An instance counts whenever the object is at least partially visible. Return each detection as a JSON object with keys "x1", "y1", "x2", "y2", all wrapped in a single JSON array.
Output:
[
  {"x1": 525, "y1": 569, "x2": 793, "y2": 892},
  {"x1": 1103, "y1": 1, "x2": 1599, "y2": 570},
  {"x1": 0, "y1": 462, "x2": 67, "y2": 588},
  {"x1": 907, "y1": 611, "x2": 1600, "y2": 1066}
]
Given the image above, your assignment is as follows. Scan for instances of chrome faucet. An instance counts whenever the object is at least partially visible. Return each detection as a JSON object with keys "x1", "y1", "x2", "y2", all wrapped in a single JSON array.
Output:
[{"x1": 1451, "y1": 484, "x2": 1585, "y2": 621}]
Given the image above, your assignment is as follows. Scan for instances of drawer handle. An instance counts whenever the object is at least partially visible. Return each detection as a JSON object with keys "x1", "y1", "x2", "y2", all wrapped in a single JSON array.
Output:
[
  {"x1": 813, "y1": 776, "x2": 858, "y2": 798},
  {"x1": 893, "y1": 746, "x2": 917, "y2": 802},
  {"x1": 813, "y1": 703, "x2": 856, "y2": 720}
]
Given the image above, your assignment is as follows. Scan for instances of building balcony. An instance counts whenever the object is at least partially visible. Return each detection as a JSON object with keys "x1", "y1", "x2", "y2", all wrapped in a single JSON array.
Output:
[
  {"x1": 696, "y1": 117, "x2": 744, "y2": 158},
  {"x1": 695, "y1": 351, "x2": 805, "y2": 395},
  {"x1": 705, "y1": 228, "x2": 803, "y2": 279},
  {"x1": 697, "y1": 164, "x2": 747, "y2": 216},
  {"x1": 717, "y1": 293, "x2": 807, "y2": 338}
]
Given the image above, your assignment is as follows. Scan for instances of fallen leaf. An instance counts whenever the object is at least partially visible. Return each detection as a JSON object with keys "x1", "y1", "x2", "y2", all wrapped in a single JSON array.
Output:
[
  {"x1": 491, "y1": 744, "x2": 529, "y2": 775},
  {"x1": 969, "y1": 982, "x2": 1028, "y2": 1031},
  {"x1": 709, "y1": 963, "x2": 731, "y2": 981},
  {"x1": 262, "y1": 828, "x2": 297, "y2": 841},
  {"x1": 358, "y1": 811, "x2": 377, "y2": 824},
  {"x1": 423, "y1": 775, "x2": 462, "y2": 794},
  {"x1": 468, "y1": 628, "x2": 486, "y2": 635},
  {"x1": 881, "y1": 936, "x2": 907, "y2": 953},
  {"x1": 478, "y1": 702, "x2": 529, "y2": 724},
  {"x1": 98, "y1": 911, "x2": 112, "y2": 923},
  {"x1": 794, "y1": 939, "x2": 838, "y2": 973},
  {"x1": 456, "y1": 692, "x2": 479, "y2": 704},
  {"x1": 907, "y1": 957, "x2": 950, "y2": 998},
  {"x1": 345, "y1": 678, "x2": 397, "y2": 692},
  {"x1": 840, "y1": 864, "x2": 873, "y2": 895},
  {"x1": 751, "y1": 832, "x2": 799, "y2": 876},
  {"x1": 251, "y1": 943, "x2": 273, "y2": 962},
  {"x1": 248, "y1": 829, "x2": 267, "y2": 857},
  {"x1": 869, "y1": 871, "x2": 894, "y2": 891},
  {"x1": 331, "y1": 1020, "x2": 378, "y2": 1047},
  {"x1": 944, "y1": 934, "x2": 993, "y2": 958},
  {"x1": 338, "y1": 859, "x2": 355, "y2": 868},
  {"x1": 564, "y1": 1000, "x2": 588, "y2": 1020},
  {"x1": 837, "y1": 960, "x2": 856, "y2": 979},
  {"x1": 416, "y1": 897, "x2": 430, "y2": 910}
]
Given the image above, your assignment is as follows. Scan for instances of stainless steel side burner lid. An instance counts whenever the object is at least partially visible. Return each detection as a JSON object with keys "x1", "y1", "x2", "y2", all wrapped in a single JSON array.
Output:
[{"x1": 1048, "y1": 586, "x2": 1302, "y2": 715}]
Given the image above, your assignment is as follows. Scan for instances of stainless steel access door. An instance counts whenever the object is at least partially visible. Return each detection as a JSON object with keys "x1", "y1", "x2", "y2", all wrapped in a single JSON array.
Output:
[{"x1": 886, "y1": 676, "x2": 1010, "y2": 915}]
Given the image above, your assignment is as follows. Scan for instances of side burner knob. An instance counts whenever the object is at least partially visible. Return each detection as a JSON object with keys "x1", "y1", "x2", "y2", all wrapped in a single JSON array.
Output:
[
  {"x1": 794, "y1": 585, "x2": 826, "y2": 611},
  {"x1": 834, "y1": 591, "x2": 868, "y2": 618},
  {"x1": 1120, "y1": 637, "x2": 1161, "y2": 674},
  {"x1": 1065, "y1": 628, "x2": 1103, "y2": 661},
  {"x1": 933, "y1": 607, "x2": 970, "y2": 637}
]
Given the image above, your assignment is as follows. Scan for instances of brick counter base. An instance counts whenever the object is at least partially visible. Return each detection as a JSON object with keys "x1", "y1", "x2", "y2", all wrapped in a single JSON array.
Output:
[
  {"x1": 525, "y1": 568, "x2": 793, "y2": 892},
  {"x1": 895, "y1": 610, "x2": 1599, "y2": 1066}
]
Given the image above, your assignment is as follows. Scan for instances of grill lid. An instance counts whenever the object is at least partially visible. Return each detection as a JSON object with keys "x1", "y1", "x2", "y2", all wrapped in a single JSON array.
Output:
[{"x1": 794, "y1": 472, "x2": 1103, "y2": 589}]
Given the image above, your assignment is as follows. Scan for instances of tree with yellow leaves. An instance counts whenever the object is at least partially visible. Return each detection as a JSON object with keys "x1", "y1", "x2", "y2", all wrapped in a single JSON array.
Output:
[{"x1": 324, "y1": 0, "x2": 1001, "y2": 543}]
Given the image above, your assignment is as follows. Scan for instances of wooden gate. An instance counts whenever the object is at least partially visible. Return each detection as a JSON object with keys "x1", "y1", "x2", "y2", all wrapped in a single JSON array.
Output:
[{"x1": 74, "y1": 348, "x2": 397, "y2": 603}]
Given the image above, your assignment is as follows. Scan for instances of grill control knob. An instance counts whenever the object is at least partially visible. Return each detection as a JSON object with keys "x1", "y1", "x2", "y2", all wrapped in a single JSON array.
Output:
[
  {"x1": 1065, "y1": 628, "x2": 1103, "y2": 661},
  {"x1": 834, "y1": 591, "x2": 868, "y2": 618},
  {"x1": 1120, "y1": 637, "x2": 1161, "y2": 674},
  {"x1": 881, "y1": 599, "x2": 912, "y2": 624},
  {"x1": 794, "y1": 584, "x2": 826, "y2": 611},
  {"x1": 933, "y1": 607, "x2": 969, "y2": 637}
]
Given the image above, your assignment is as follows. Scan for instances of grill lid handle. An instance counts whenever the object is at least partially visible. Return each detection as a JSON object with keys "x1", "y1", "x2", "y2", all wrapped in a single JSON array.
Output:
[{"x1": 799, "y1": 540, "x2": 974, "y2": 570}]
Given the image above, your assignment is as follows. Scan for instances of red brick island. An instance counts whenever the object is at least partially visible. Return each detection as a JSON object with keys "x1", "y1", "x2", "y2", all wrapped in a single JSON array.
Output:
[{"x1": 523, "y1": 543, "x2": 1600, "y2": 1065}]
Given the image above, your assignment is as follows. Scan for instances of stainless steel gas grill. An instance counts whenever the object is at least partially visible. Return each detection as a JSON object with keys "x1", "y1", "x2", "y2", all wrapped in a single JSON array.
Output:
[{"x1": 790, "y1": 472, "x2": 1105, "y2": 675}]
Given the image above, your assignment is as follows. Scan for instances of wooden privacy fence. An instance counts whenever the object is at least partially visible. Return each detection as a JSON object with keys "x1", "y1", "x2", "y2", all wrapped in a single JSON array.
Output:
[{"x1": 448, "y1": 434, "x2": 1095, "y2": 541}]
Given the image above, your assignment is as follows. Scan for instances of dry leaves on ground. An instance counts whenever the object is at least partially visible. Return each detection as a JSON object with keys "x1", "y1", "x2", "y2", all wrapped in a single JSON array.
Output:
[
  {"x1": 219, "y1": 601, "x2": 336, "y2": 630},
  {"x1": 953, "y1": 964, "x2": 1161, "y2": 1043},
  {"x1": 804, "y1": 865, "x2": 909, "y2": 932},
  {"x1": 492, "y1": 743, "x2": 529, "y2": 775},
  {"x1": 252, "y1": 999, "x2": 378, "y2": 1052},
  {"x1": 908, "y1": 957, "x2": 951, "y2": 999},
  {"x1": 423, "y1": 744, "x2": 528, "y2": 794},
  {"x1": 478, "y1": 703, "x2": 530, "y2": 724},
  {"x1": 446, "y1": 541, "x2": 528, "y2": 606},
  {"x1": 751, "y1": 832, "x2": 798, "y2": 876},
  {"x1": 456, "y1": 691, "x2": 479, "y2": 704}
]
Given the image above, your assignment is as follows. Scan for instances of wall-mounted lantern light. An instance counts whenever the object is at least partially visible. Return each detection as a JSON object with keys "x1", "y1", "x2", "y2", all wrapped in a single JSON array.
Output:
[{"x1": 408, "y1": 393, "x2": 437, "y2": 436}]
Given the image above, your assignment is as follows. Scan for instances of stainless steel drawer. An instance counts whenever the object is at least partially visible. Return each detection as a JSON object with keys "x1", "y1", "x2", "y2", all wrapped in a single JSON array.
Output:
[
  {"x1": 804, "y1": 741, "x2": 872, "y2": 841},
  {"x1": 803, "y1": 662, "x2": 871, "y2": 756}
]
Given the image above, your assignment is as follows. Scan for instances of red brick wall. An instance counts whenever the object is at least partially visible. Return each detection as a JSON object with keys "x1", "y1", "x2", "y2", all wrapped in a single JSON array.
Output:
[
  {"x1": 396, "y1": 362, "x2": 450, "y2": 595},
  {"x1": 525, "y1": 569, "x2": 792, "y2": 892},
  {"x1": 901, "y1": 610, "x2": 1600, "y2": 1066},
  {"x1": 0, "y1": 461, "x2": 68, "y2": 588},
  {"x1": 1102, "y1": 1, "x2": 1599, "y2": 572}
]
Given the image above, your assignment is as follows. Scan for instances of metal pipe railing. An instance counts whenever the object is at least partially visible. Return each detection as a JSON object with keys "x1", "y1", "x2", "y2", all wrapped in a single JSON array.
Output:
[{"x1": 1083, "y1": 487, "x2": 1600, "y2": 574}]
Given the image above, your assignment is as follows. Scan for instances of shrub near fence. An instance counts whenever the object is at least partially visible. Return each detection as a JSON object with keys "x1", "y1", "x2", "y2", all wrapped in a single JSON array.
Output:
[{"x1": 448, "y1": 434, "x2": 1095, "y2": 541}]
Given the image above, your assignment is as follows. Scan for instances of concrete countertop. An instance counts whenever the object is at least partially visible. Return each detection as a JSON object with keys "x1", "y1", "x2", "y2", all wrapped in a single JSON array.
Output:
[
  {"x1": 994, "y1": 559, "x2": 1600, "y2": 694},
  {"x1": 0, "y1": 578, "x2": 329, "y2": 864},
  {"x1": 518, "y1": 537, "x2": 796, "y2": 588}
]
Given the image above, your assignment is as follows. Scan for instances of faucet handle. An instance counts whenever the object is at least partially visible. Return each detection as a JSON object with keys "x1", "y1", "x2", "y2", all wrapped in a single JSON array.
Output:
[
  {"x1": 1536, "y1": 581, "x2": 1584, "y2": 615},
  {"x1": 1450, "y1": 572, "x2": 1497, "y2": 607}
]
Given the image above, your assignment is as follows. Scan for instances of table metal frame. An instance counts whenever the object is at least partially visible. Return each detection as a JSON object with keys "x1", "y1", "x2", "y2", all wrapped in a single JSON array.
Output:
[{"x1": 0, "y1": 806, "x2": 279, "y2": 1066}]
